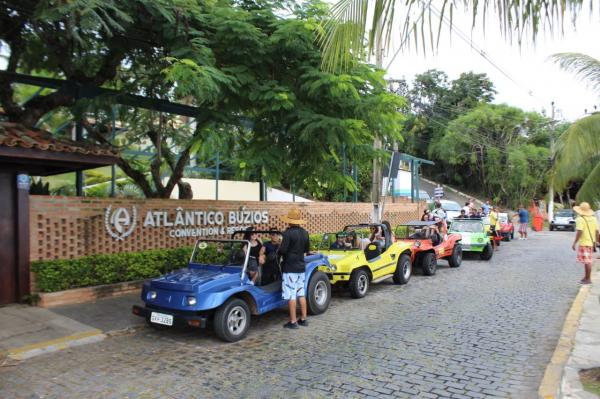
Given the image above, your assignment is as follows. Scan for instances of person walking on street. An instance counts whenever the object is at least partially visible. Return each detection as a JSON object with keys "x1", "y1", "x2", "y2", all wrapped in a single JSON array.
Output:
[
  {"x1": 489, "y1": 206, "x2": 501, "y2": 251},
  {"x1": 572, "y1": 202, "x2": 599, "y2": 285},
  {"x1": 517, "y1": 205, "x2": 529, "y2": 240},
  {"x1": 279, "y1": 208, "x2": 310, "y2": 329}
]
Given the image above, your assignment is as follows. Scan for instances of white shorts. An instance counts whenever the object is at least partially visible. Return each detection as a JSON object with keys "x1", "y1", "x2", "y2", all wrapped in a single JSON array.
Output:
[{"x1": 282, "y1": 273, "x2": 305, "y2": 300}]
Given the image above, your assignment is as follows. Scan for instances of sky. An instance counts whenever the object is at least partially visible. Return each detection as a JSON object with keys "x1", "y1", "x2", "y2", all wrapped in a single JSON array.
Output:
[{"x1": 382, "y1": 4, "x2": 600, "y2": 121}]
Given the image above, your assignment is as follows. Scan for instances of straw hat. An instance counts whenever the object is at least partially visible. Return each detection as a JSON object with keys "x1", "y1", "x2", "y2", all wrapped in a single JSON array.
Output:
[
  {"x1": 574, "y1": 202, "x2": 595, "y2": 216},
  {"x1": 281, "y1": 207, "x2": 306, "y2": 225}
]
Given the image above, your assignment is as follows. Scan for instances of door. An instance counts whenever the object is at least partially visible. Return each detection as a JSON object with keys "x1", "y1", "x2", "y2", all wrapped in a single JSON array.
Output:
[{"x1": 0, "y1": 172, "x2": 18, "y2": 304}]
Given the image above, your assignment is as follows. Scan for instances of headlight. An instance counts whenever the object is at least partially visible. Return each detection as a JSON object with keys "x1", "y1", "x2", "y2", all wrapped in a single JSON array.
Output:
[
  {"x1": 186, "y1": 296, "x2": 197, "y2": 306},
  {"x1": 147, "y1": 291, "x2": 157, "y2": 300},
  {"x1": 328, "y1": 264, "x2": 337, "y2": 272},
  {"x1": 414, "y1": 241, "x2": 421, "y2": 248}
]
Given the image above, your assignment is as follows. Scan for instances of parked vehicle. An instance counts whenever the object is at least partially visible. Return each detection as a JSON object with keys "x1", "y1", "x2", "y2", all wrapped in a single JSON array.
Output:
[
  {"x1": 317, "y1": 224, "x2": 413, "y2": 298},
  {"x1": 419, "y1": 190, "x2": 432, "y2": 202},
  {"x1": 550, "y1": 209, "x2": 576, "y2": 231},
  {"x1": 439, "y1": 200, "x2": 461, "y2": 222},
  {"x1": 395, "y1": 221, "x2": 463, "y2": 275},
  {"x1": 498, "y1": 212, "x2": 514, "y2": 241},
  {"x1": 132, "y1": 235, "x2": 332, "y2": 342},
  {"x1": 448, "y1": 218, "x2": 493, "y2": 260}
]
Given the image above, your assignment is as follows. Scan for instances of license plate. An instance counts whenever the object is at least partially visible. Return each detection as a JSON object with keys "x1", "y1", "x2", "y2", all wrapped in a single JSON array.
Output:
[{"x1": 150, "y1": 312, "x2": 173, "y2": 326}]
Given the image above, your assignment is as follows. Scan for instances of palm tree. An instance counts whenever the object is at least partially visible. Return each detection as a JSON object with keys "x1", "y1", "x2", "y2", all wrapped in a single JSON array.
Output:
[
  {"x1": 550, "y1": 53, "x2": 600, "y2": 204},
  {"x1": 320, "y1": 0, "x2": 589, "y2": 71}
]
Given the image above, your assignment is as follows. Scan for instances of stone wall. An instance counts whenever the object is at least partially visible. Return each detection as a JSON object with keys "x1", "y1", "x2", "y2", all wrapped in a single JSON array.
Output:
[{"x1": 30, "y1": 195, "x2": 422, "y2": 261}]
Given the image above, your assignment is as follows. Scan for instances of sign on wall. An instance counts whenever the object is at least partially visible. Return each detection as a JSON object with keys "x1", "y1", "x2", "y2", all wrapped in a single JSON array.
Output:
[{"x1": 105, "y1": 205, "x2": 269, "y2": 241}]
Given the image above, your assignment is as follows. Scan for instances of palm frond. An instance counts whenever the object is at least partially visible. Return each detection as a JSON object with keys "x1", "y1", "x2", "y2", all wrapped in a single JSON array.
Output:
[
  {"x1": 575, "y1": 161, "x2": 600, "y2": 205},
  {"x1": 550, "y1": 52, "x2": 600, "y2": 95},
  {"x1": 552, "y1": 113, "x2": 600, "y2": 192},
  {"x1": 321, "y1": 0, "x2": 589, "y2": 72}
]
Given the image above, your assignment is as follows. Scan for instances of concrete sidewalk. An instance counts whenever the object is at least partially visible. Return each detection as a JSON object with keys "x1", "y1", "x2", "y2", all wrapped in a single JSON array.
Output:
[
  {"x1": 0, "y1": 293, "x2": 143, "y2": 361},
  {"x1": 561, "y1": 262, "x2": 600, "y2": 399}
]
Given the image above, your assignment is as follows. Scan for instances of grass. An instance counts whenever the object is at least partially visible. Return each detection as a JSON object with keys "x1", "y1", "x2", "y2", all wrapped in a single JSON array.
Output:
[{"x1": 580, "y1": 368, "x2": 600, "y2": 397}]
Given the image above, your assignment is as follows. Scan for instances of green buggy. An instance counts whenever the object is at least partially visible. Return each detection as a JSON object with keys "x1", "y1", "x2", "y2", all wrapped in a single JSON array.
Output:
[{"x1": 448, "y1": 218, "x2": 493, "y2": 261}]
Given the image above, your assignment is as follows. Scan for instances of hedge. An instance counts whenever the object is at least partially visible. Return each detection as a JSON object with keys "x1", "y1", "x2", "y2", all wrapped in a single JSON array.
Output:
[
  {"x1": 32, "y1": 233, "x2": 335, "y2": 293},
  {"x1": 31, "y1": 247, "x2": 192, "y2": 293}
]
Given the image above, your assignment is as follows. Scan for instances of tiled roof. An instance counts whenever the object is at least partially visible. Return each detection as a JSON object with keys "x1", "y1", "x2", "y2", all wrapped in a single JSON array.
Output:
[{"x1": 0, "y1": 122, "x2": 119, "y2": 157}]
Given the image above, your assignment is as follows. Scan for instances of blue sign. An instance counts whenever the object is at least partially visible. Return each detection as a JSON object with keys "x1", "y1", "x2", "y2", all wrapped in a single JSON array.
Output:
[{"x1": 16, "y1": 174, "x2": 30, "y2": 190}]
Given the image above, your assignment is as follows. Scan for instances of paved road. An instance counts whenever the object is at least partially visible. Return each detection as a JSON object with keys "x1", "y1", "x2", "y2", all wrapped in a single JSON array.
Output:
[{"x1": 1, "y1": 231, "x2": 581, "y2": 398}]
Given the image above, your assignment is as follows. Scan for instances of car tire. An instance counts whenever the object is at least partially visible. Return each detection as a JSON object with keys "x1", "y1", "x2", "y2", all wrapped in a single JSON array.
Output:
[
  {"x1": 448, "y1": 244, "x2": 462, "y2": 268},
  {"x1": 307, "y1": 271, "x2": 331, "y2": 315},
  {"x1": 393, "y1": 253, "x2": 412, "y2": 284},
  {"x1": 480, "y1": 243, "x2": 493, "y2": 260},
  {"x1": 214, "y1": 298, "x2": 251, "y2": 342},
  {"x1": 421, "y1": 252, "x2": 437, "y2": 276},
  {"x1": 349, "y1": 269, "x2": 369, "y2": 298},
  {"x1": 511, "y1": 231, "x2": 514, "y2": 239},
  {"x1": 550, "y1": 225, "x2": 554, "y2": 231}
]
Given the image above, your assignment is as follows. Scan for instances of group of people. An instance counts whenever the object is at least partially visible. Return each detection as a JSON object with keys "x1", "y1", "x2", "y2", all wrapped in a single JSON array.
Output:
[
  {"x1": 242, "y1": 208, "x2": 311, "y2": 330},
  {"x1": 330, "y1": 222, "x2": 394, "y2": 250}
]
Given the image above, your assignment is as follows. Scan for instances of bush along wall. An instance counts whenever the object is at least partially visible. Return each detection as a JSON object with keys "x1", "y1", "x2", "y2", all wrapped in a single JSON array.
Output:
[
  {"x1": 31, "y1": 247, "x2": 192, "y2": 293},
  {"x1": 33, "y1": 233, "x2": 330, "y2": 293}
]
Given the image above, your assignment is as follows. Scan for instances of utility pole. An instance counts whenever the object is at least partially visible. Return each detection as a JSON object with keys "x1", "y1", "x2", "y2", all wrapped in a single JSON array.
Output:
[
  {"x1": 371, "y1": 20, "x2": 384, "y2": 222},
  {"x1": 548, "y1": 101, "x2": 555, "y2": 223}
]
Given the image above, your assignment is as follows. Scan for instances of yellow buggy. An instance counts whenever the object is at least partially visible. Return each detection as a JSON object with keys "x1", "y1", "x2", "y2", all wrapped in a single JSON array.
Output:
[{"x1": 317, "y1": 224, "x2": 413, "y2": 298}]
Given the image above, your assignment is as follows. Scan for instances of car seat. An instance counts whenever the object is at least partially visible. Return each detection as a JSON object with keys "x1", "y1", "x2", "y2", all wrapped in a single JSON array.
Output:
[
  {"x1": 364, "y1": 242, "x2": 382, "y2": 261},
  {"x1": 260, "y1": 252, "x2": 281, "y2": 285}
]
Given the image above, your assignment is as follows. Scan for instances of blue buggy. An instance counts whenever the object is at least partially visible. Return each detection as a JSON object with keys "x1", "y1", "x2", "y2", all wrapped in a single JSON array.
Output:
[{"x1": 132, "y1": 233, "x2": 332, "y2": 342}]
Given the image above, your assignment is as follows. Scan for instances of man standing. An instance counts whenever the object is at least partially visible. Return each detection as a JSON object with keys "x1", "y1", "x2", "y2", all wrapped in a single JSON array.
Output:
[
  {"x1": 572, "y1": 202, "x2": 599, "y2": 285},
  {"x1": 517, "y1": 205, "x2": 529, "y2": 240},
  {"x1": 279, "y1": 208, "x2": 310, "y2": 329},
  {"x1": 434, "y1": 184, "x2": 444, "y2": 200},
  {"x1": 482, "y1": 200, "x2": 491, "y2": 216}
]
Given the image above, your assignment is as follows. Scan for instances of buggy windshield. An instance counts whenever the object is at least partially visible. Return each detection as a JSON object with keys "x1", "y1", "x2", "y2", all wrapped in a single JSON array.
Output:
[
  {"x1": 556, "y1": 209, "x2": 574, "y2": 217},
  {"x1": 450, "y1": 221, "x2": 484, "y2": 233},
  {"x1": 190, "y1": 239, "x2": 248, "y2": 267},
  {"x1": 319, "y1": 227, "x2": 371, "y2": 251}
]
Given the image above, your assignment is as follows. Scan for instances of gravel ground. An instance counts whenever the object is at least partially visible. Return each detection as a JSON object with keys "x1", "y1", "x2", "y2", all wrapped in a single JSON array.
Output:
[{"x1": 0, "y1": 231, "x2": 581, "y2": 398}]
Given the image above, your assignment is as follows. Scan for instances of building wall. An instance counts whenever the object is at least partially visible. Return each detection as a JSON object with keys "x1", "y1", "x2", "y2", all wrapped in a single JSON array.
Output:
[
  {"x1": 29, "y1": 196, "x2": 422, "y2": 261},
  {"x1": 170, "y1": 178, "x2": 260, "y2": 201}
]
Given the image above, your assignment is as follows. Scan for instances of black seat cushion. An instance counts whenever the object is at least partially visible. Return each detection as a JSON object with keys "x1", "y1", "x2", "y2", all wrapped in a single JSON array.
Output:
[
  {"x1": 260, "y1": 252, "x2": 281, "y2": 285},
  {"x1": 364, "y1": 242, "x2": 382, "y2": 261}
]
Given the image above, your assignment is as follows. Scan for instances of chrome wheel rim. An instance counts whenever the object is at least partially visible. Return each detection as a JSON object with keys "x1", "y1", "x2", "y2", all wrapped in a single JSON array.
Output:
[
  {"x1": 314, "y1": 280, "x2": 328, "y2": 306},
  {"x1": 402, "y1": 260, "x2": 411, "y2": 279},
  {"x1": 227, "y1": 306, "x2": 247, "y2": 336},
  {"x1": 358, "y1": 274, "x2": 368, "y2": 294}
]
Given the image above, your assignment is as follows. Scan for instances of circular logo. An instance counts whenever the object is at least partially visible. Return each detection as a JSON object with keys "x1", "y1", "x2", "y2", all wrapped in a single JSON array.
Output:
[
  {"x1": 198, "y1": 242, "x2": 208, "y2": 249},
  {"x1": 105, "y1": 205, "x2": 138, "y2": 241}
]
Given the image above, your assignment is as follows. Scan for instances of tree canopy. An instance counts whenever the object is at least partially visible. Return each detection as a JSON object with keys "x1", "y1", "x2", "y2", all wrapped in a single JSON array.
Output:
[{"x1": 0, "y1": 0, "x2": 403, "y2": 199}]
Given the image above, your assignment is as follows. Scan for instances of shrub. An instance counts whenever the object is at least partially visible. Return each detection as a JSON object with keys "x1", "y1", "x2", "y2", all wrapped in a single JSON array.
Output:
[{"x1": 31, "y1": 247, "x2": 192, "y2": 293}]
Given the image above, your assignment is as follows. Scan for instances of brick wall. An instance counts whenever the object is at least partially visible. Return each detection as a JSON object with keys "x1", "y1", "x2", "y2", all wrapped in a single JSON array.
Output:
[{"x1": 30, "y1": 196, "x2": 422, "y2": 261}]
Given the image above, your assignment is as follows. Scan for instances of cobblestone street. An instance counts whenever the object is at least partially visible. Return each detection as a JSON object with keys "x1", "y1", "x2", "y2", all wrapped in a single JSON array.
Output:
[{"x1": 0, "y1": 231, "x2": 581, "y2": 398}]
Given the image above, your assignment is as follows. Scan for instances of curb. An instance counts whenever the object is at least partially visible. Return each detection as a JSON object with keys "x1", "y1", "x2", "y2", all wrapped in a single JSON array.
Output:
[
  {"x1": 538, "y1": 279, "x2": 593, "y2": 398},
  {"x1": 6, "y1": 330, "x2": 106, "y2": 361}
]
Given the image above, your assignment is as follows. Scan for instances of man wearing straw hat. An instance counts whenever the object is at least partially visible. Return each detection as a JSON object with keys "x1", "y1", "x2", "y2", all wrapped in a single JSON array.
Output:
[
  {"x1": 279, "y1": 207, "x2": 310, "y2": 329},
  {"x1": 572, "y1": 202, "x2": 599, "y2": 285}
]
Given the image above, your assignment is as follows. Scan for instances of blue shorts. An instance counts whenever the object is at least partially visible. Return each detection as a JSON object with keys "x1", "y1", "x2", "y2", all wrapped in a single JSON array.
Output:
[{"x1": 282, "y1": 273, "x2": 305, "y2": 300}]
